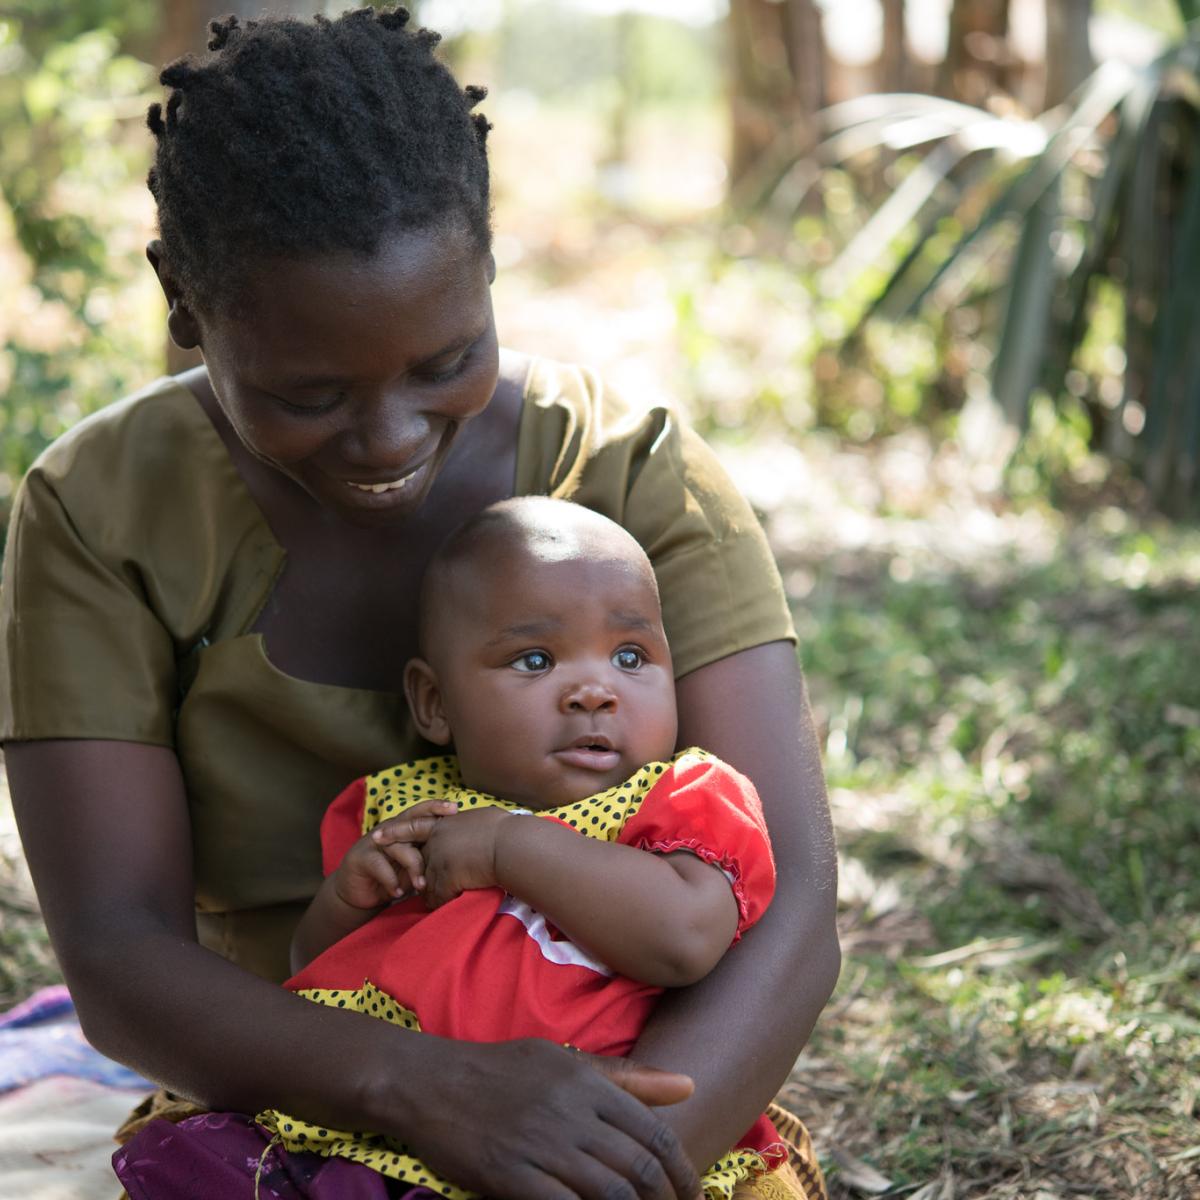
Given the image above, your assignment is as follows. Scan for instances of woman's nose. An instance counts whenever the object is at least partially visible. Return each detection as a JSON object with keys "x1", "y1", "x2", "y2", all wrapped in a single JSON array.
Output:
[
  {"x1": 560, "y1": 678, "x2": 618, "y2": 714},
  {"x1": 340, "y1": 389, "x2": 427, "y2": 467}
]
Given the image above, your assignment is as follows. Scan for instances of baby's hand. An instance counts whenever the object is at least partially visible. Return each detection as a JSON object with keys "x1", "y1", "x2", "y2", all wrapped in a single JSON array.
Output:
[
  {"x1": 421, "y1": 807, "x2": 523, "y2": 910},
  {"x1": 334, "y1": 799, "x2": 458, "y2": 909}
]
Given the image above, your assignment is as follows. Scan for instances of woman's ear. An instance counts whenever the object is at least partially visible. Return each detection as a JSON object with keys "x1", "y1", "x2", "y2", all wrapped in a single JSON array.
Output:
[
  {"x1": 404, "y1": 657, "x2": 452, "y2": 745},
  {"x1": 146, "y1": 239, "x2": 202, "y2": 351}
]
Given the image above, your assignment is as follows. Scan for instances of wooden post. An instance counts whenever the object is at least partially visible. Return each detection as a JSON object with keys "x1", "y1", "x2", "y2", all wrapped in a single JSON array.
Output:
[{"x1": 727, "y1": 0, "x2": 826, "y2": 192}]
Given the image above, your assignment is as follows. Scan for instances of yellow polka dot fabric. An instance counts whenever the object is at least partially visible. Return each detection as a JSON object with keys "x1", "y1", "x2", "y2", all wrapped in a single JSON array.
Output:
[
  {"x1": 360, "y1": 752, "x2": 701, "y2": 840},
  {"x1": 257, "y1": 748, "x2": 776, "y2": 1197}
]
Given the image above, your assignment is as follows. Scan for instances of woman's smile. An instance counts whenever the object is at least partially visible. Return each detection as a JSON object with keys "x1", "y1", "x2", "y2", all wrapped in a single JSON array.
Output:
[
  {"x1": 325, "y1": 434, "x2": 450, "y2": 516},
  {"x1": 196, "y1": 223, "x2": 500, "y2": 526}
]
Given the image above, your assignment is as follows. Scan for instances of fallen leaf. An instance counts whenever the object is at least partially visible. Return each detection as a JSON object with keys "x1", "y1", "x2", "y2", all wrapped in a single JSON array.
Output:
[{"x1": 828, "y1": 1146, "x2": 893, "y2": 1193}]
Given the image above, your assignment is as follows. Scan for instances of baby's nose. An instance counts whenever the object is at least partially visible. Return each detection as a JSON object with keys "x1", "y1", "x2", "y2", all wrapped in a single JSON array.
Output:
[{"x1": 561, "y1": 679, "x2": 617, "y2": 713}]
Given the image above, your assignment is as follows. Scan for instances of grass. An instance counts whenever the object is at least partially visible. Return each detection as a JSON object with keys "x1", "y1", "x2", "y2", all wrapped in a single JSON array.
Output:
[
  {"x1": 1, "y1": 98, "x2": 1198, "y2": 1194},
  {"x1": 4, "y1": 435, "x2": 1196, "y2": 1198},
  {"x1": 745, "y1": 436, "x2": 1200, "y2": 1199}
]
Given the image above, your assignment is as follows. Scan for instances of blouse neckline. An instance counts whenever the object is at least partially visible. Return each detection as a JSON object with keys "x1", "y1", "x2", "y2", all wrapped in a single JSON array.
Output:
[{"x1": 159, "y1": 353, "x2": 542, "y2": 700}]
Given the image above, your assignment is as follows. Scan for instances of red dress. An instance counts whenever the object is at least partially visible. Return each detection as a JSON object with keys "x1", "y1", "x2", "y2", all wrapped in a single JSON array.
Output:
[{"x1": 260, "y1": 749, "x2": 786, "y2": 1198}]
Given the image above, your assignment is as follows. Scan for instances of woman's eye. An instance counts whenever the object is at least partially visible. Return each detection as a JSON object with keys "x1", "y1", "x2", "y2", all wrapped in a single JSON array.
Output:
[
  {"x1": 423, "y1": 350, "x2": 471, "y2": 384},
  {"x1": 612, "y1": 648, "x2": 643, "y2": 671},
  {"x1": 275, "y1": 392, "x2": 341, "y2": 414},
  {"x1": 512, "y1": 651, "x2": 551, "y2": 673}
]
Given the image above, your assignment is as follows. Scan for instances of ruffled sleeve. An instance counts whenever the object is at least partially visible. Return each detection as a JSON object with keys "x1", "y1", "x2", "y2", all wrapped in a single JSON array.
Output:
[{"x1": 617, "y1": 750, "x2": 775, "y2": 939}]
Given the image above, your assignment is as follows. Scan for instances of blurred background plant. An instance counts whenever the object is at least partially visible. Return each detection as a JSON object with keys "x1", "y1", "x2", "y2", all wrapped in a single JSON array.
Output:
[
  {"x1": 2, "y1": 2, "x2": 1199, "y2": 1197},
  {"x1": 5, "y1": 0, "x2": 1200, "y2": 528}
]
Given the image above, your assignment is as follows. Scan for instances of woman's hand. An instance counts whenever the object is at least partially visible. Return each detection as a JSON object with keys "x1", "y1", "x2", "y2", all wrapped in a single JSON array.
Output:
[{"x1": 402, "y1": 1037, "x2": 704, "y2": 1200}]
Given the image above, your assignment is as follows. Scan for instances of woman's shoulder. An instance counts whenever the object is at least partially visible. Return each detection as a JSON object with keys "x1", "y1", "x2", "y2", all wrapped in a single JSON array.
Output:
[
  {"x1": 29, "y1": 375, "x2": 215, "y2": 489},
  {"x1": 515, "y1": 353, "x2": 675, "y2": 497},
  {"x1": 11, "y1": 373, "x2": 276, "y2": 644},
  {"x1": 514, "y1": 352, "x2": 795, "y2": 678},
  {"x1": 521, "y1": 353, "x2": 672, "y2": 435}
]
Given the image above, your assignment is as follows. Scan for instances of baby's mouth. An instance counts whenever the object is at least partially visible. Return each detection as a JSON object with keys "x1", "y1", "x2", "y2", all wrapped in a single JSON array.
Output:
[{"x1": 554, "y1": 734, "x2": 621, "y2": 772}]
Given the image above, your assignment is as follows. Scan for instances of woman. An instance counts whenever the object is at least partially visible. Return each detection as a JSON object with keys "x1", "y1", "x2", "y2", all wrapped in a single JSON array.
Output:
[{"x1": 0, "y1": 9, "x2": 840, "y2": 1199}]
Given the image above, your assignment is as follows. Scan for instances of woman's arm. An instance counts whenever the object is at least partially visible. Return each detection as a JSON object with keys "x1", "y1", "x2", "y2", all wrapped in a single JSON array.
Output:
[
  {"x1": 629, "y1": 641, "x2": 841, "y2": 1171},
  {"x1": 6, "y1": 738, "x2": 704, "y2": 1200}
]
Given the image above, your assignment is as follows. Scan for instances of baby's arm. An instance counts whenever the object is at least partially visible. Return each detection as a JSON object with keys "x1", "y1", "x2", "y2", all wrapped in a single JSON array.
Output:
[
  {"x1": 291, "y1": 799, "x2": 457, "y2": 972},
  {"x1": 420, "y1": 810, "x2": 738, "y2": 987}
]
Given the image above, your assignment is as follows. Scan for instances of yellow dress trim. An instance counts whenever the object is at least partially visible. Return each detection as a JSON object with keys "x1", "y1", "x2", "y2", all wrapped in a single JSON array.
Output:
[
  {"x1": 259, "y1": 748, "x2": 776, "y2": 1197},
  {"x1": 359, "y1": 749, "x2": 718, "y2": 841}
]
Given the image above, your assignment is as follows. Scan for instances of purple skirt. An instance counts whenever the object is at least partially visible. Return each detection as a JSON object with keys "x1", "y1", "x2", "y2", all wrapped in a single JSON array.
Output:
[{"x1": 113, "y1": 1111, "x2": 441, "y2": 1200}]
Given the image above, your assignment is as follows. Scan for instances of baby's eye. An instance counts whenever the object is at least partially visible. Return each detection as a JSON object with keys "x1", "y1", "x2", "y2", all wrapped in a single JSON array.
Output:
[
  {"x1": 612, "y1": 647, "x2": 643, "y2": 671},
  {"x1": 512, "y1": 650, "x2": 552, "y2": 673}
]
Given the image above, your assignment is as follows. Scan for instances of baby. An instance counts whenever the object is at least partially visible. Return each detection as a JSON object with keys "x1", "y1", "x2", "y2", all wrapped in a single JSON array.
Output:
[{"x1": 265, "y1": 496, "x2": 786, "y2": 1197}]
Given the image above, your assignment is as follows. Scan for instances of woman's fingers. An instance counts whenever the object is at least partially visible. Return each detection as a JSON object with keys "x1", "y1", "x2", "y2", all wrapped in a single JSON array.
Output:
[
  {"x1": 585, "y1": 1055, "x2": 696, "y2": 1108},
  {"x1": 552, "y1": 1056, "x2": 701, "y2": 1200},
  {"x1": 526, "y1": 1098, "x2": 702, "y2": 1200},
  {"x1": 591, "y1": 1090, "x2": 703, "y2": 1200},
  {"x1": 559, "y1": 1123, "x2": 696, "y2": 1200},
  {"x1": 412, "y1": 1041, "x2": 702, "y2": 1200}
]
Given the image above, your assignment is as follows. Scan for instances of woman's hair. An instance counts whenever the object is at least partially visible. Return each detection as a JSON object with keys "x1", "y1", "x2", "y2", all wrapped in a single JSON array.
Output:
[{"x1": 146, "y1": 5, "x2": 492, "y2": 313}]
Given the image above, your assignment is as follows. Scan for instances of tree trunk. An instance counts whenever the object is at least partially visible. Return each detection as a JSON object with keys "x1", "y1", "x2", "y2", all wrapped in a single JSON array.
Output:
[
  {"x1": 937, "y1": 0, "x2": 1011, "y2": 108},
  {"x1": 727, "y1": 0, "x2": 825, "y2": 192},
  {"x1": 1043, "y1": 0, "x2": 1093, "y2": 109},
  {"x1": 157, "y1": 0, "x2": 325, "y2": 374},
  {"x1": 879, "y1": 0, "x2": 907, "y2": 94}
]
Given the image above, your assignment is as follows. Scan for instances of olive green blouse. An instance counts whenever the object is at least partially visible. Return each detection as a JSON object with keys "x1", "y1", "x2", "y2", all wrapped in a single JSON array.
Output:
[{"x1": 0, "y1": 356, "x2": 794, "y2": 982}]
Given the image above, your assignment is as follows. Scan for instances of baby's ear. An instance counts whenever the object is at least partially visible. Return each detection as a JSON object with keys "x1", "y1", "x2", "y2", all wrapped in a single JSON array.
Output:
[{"x1": 404, "y1": 657, "x2": 451, "y2": 745}]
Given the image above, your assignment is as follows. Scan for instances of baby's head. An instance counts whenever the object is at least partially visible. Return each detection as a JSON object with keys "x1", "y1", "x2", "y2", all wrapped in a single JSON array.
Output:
[{"x1": 404, "y1": 497, "x2": 678, "y2": 808}]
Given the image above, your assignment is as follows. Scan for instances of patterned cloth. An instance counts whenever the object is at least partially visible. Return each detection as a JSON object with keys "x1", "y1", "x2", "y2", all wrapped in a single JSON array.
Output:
[{"x1": 114, "y1": 1101, "x2": 828, "y2": 1200}]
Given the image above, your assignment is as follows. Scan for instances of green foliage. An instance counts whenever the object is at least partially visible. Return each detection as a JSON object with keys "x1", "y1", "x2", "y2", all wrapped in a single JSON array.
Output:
[
  {"x1": 0, "y1": 13, "x2": 161, "y2": 535},
  {"x1": 777, "y1": 36, "x2": 1200, "y2": 515}
]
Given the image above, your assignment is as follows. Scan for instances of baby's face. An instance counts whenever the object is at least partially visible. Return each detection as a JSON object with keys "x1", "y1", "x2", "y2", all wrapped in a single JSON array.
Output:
[{"x1": 426, "y1": 546, "x2": 678, "y2": 808}]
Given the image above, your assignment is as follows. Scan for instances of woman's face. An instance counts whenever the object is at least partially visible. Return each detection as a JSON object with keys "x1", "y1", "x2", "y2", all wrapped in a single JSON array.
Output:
[{"x1": 193, "y1": 222, "x2": 500, "y2": 526}]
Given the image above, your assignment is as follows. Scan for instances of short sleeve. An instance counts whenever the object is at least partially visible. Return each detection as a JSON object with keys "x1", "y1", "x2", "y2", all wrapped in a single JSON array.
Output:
[
  {"x1": 617, "y1": 751, "x2": 776, "y2": 938},
  {"x1": 0, "y1": 469, "x2": 177, "y2": 745},
  {"x1": 624, "y1": 423, "x2": 796, "y2": 678},
  {"x1": 0, "y1": 379, "x2": 282, "y2": 748},
  {"x1": 515, "y1": 360, "x2": 795, "y2": 680}
]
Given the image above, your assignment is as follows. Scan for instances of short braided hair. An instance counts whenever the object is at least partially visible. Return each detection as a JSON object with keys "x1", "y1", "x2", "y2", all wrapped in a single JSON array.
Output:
[{"x1": 146, "y1": 6, "x2": 492, "y2": 313}]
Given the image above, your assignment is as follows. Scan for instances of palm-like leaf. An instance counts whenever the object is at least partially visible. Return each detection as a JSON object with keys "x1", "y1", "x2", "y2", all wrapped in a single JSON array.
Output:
[{"x1": 789, "y1": 32, "x2": 1200, "y2": 511}]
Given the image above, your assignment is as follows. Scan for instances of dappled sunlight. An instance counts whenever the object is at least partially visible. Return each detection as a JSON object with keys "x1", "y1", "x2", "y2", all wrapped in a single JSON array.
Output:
[{"x1": 1, "y1": 5, "x2": 1199, "y2": 1197}]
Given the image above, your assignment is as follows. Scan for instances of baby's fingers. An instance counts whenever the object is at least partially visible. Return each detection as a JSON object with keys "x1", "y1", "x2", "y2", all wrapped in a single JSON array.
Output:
[
  {"x1": 359, "y1": 852, "x2": 406, "y2": 901},
  {"x1": 372, "y1": 801, "x2": 457, "y2": 847},
  {"x1": 381, "y1": 841, "x2": 427, "y2": 893}
]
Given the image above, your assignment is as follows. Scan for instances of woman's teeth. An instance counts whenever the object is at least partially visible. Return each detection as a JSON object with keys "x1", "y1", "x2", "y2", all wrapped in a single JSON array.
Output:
[{"x1": 346, "y1": 476, "x2": 410, "y2": 494}]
